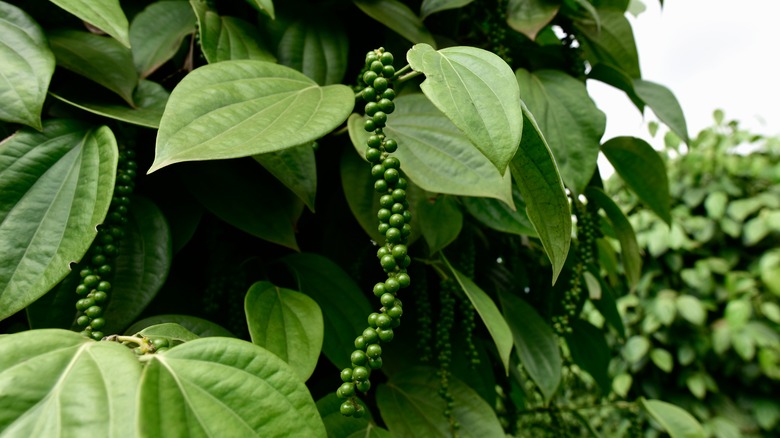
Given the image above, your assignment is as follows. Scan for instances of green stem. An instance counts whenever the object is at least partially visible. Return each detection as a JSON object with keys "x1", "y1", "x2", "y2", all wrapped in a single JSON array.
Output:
[{"x1": 395, "y1": 69, "x2": 423, "y2": 84}]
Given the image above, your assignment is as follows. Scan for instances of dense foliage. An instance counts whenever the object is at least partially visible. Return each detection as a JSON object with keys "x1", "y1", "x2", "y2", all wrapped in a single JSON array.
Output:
[{"x1": 0, "y1": 0, "x2": 724, "y2": 436}]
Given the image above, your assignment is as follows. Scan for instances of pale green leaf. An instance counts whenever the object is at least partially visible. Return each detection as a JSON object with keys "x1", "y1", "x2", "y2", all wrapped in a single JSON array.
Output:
[
  {"x1": 676, "y1": 295, "x2": 706, "y2": 326},
  {"x1": 48, "y1": 0, "x2": 130, "y2": 47},
  {"x1": 612, "y1": 373, "x2": 632, "y2": 397},
  {"x1": 245, "y1": 281, "x2": 324, "y2": 381},
  {"x1": 420, "y1": 0, "x2": 474, "y2": 20},
  {"x1": 586, "y1": 186, "x2": 641, "y2": 287},
  {"x1": 0, "y1": 121, "x2": 117, "y2": 321},
  {"x1": 407, "y1": 44, "x2": 522, "y2": 173},
  {"x1": 506, "y1": 0, "x2": 561, "y2": 40},
  {"x1": 150, "y1": 60, "x2": 353, "y2": 172},
  {"x1": 0, "y1": 2, "x2": 55, "y2": 129},
  {"x1": 125, "y1": 314, "x2": 235, "y2": 337},
  {"x1": 704, "y1": 191, "x2": 728, "y2": 219},
  {"x1": 130, "y1": 0, "x2": 196, "y2": 78},
  {"x1": 641, "y1": 399, "x2": 705, "y2": 438},
  {"x1": 138, "y1": 323, "x2": 200, "y2": 343},
  {"x1": 254, "y1": 143, "x2": 317, "y2": 211},
  {"x1": 623, "y1": 335, "x2": 650, "y2": 363},
  {"x1": 277, "y1": 17, "x2": 349, "y2": 85},
  {"x1": 354, "y1": 0, "x2": 436, "y2": 46},
  {"x1": 760, "y1": 250, "x2": 780, "y2": 296},
  {"x1": 633, "y1": 79, "x2": 689, "y2": 143},
  {"x1": 244, "y1": 0, "x2": 275, "y2": 19},
  {"x1": 650, "y1": 348, "x2": 673, "y2": 373},
  {"x1": 418, "y1": 195, "x2": 463, "y2": 253}
]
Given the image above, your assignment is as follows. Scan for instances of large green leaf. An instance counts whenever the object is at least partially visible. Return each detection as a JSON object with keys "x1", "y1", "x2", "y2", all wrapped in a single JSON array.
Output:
[
  {"x1": 418, "y1": 195, "x2": 463, "y2": 253},
  {"x1": 125, "y1": 314, "x2": 235, "y2": 337},
  {"x1": 0, "y1": 120, "x2": 117, "y2": 321},
  {"x1": 244, "y1": 0, "x2": 275, "y2": 19},
  {"x1": 506, "y1": 0, "x2": 561, "y2": 40},
  {"x1": 420, "y1": 0, "x2": 474, "y2": 20},
  {"x1": 49, "y1": 79, "x2": 170, "y2": 129},
  {"x1": 574, "y1": 8, "x2": 640, "y2": 78},
  {"x1": 443, "y1": 256, "x2": 513, "y2": 373},
  {"x1": 139, "y1": 337, "x2": 326, "y2": 437},
  {"x1": 588, "y1": 63, "x2": 643, "y2": 110},
  {"x1": 354, "y1": 0, "x2": 436, "y2": 46},
  {"x1": 254, "y1": 143, "x2": 317, "y2": 211},
  {"x1": 277, "y1": 16, "x2": 349, "y2": 85},
  {"x1": 100, "y1": 196, "x2": 172, "y2": 334},
  {"x1": 633, "y1": 79, "x2": 689, "y2": 143},
  {"x1": 245, "y1": 281, "x2": 324, "y2": 381},
  {"x1": 280, "y1": 253, "x2": 374, "y2": 370},
  {"x1": 178, "y1": 159, "x2": 302, "y2": 250},
  {"x1": 601, "y1": 136, "x2": 671, "y2": 224},
  {"x1": 0, "y1": 329, "x2": 141, "y2": 436},
  {"x1": 462, "y1": 188, "x2": 537, "y2": 237},
  {"x1": 0, "y1": 2, "x2": 55, "y2": 130},
  {"x1": 516, "y1": 68, "x2": 605, "y2": 194},
  {"x1": 510, "y1": 105, "x2": 571, "y2": 283},
  {"x1": 641, "y1": 399, "x2": 705, "y2": 438},
  {"x1": 150, "y1": 60, "x2": 353, "y2": 172},
  {"x1": 566, "y1": 319, "x2": 611, "y2": 393},
  {"x1": 25, "y1": 266, "x2": 80, "y2": 329},
  {"x1": 48, "y1": 29, "x2": 137, "y2": 105},
  {"x1": 376, "y1": 366, "x2": 505, "y2": 437},
  {"x1": 202, "y1": 13, "x2": 276, "y2": 63},
  {"x1": 347, "y1": 94, "x2": 514, "y2": 205},
  {"x1": 317, "y1": 393, "x2": 391, "y2": 438},
  {"x1": 499, "y1": 291, "x2": 561, "y2": 401},
  {"x1": 48, "y1": 0, "x2": 130, "y2": 47},
  {"x1": 407, "y1": 44, "x2": 522, "y2": 173},
  {"x1": 130, "y1": 0, "x2": 196, "y2": 78},
  {"x1": 586, "y1": 186, "x2": 641, "y2": 288}
]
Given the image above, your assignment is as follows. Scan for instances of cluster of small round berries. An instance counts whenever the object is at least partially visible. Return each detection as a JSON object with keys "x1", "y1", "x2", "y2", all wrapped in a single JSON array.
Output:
[
  {"x1": 456, "y1": 235, "x2": 480, "y2": 367},
  {"x1": 413, "y1": 270, "x2": 434, "y2": 363},
  {"x1": 338, "y1": 48, "x2": 411, "y2": 418},
  {"x1": 74, "y1": 148, "x2": 137, "y2": 340},
  {"x1": 436, "y1": 279, "x2": 460, "y2": 434}
]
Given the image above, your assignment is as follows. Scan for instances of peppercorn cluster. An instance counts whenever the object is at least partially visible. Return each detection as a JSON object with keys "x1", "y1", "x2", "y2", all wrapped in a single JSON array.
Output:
[{"x1": 337, "y1": 48, "x2": 412, "y2": 418}]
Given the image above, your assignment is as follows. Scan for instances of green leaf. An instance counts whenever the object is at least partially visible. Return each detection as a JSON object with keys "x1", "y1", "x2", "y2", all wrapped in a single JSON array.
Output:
[
  {"x1": 587, "y1": 63, "x2": 643, "y2": 110},
  {"x1": 25, "y1": 266, "x2": 80, "y2": 329},
  {"x1": 200, "y1": 13, "x2": 276, "y2": 63},
  {"x1": 499, "y1": 291, "x2": 561, "y2": 402},
  {"x1": 0, "y1": 2, "x2": 55, "y2": 130},
  {"x1": 139, "y1": 337, "x2": 326, "y2": 437},
  {"x1": 347, "y1": 95, "x2": 514, "y2": 205},
  {"x1": 254, "y1": 143, "x2": 317, "y2": 211},
  {"x1": 150, "y1": 60, "x2": 353, "y2": 172},
  {"x1": 50, "y1": 79, "x2": 170, "y2": 129},
  {"x1": 354, "y1": 0, "x2": 437, "y2": 46},
  {"x1": 623, "y1": 335, "x2": 650, "y2": 363},
  {"x1": 48, "y1": 0, "x2": 130, "y2": 47},
  {"x1": 510, "y1": 105, "x2": 571, "y2": 283},
  {"x1": 760, "y1": 250, "x2": 780, "y2": 296},
  {"x1": 245, "y1": 281, "x2": 324, "y2": 381},
  {"x1": 419, "y1": 195, "x2": 463, "y2": 253},
  {"x1": 0, "y1": 329, "x2": 141, "y2": 436},
  {"x1": 376, "y1": 366, "x2": 505, "y2": 437},
  {"x1": 407, "y1": 44, "x2": 522, "y2": 174},
  {"x1": 612, "y1": 373, "x2": 632, "y2": 397},
  {"x1": 590, "y1": 272, "x2": 625, "y2": 336},
  {"x1": 277, "y1": 16, "x2": 349, "y2": 85},
  {"x1": 506, "y1": 0, "x2": 561, "y2": 40},
  {"x1": 601, "y1": 136, "x2": 671, "y2": 224},
  {"x1": 244, "y1": 0, "x2": 275, "y2": 19},
  {"x1": 100, "y1": 196, "x2": 173, "y2": 334},
  {"x1": 566, "y1": 319, "x2": 611, "y2": 392},
  {"x1": 704, "y1": 191, "x2": 728, "y2": 219},
  {"x1": 178, "y1": 159, "x2": 302, "y2": 250},
  {"x1": 586, "y1": 186, "x2": 641, "y2": 288},
  {"x1": 574, "y1": 8, "x2": 641, "y2": 78},
  {"x1": 516, "y1": 69, "x2": 605, "y2": 194},
  {"x1": 420, "y1": 0, "x2": 474, "y2": 20},
  {"x1": 317, "y1": 393, "x2": 391, "y2": 438},
  {"x1": 126, "y1": 314, "x2": 235, "y2": 337},
  {"x1": 280, "y1": 253, "x2": 374, "y2": 370},
  {"x1": 650, "y1": 348, "x2": 673, "y2": 373},
  {"x1": 138, "y1": 323, "x2": 200, "y2": 343},
  {"x1": 633, "y1": 79, "x2": 689, "y2": 143},
  {"x1": 130, "y1": 0, "x2": 196, "y2": 78},
  {"x1": 48, "y1": 30, "x2": 137, "y2": 105},
  {"x1": 462, "y1": 188, "x2": 538, "y2": 237},
  {"x1": 641, "y1": 399, "x2": 705, "y2": 438},
  {"x1": 443, "y1": 256, "x2": 513, "y2": 374},
  {"x1": 0, "y1": 121, "x2": 117, "y2": 321},
  {"x1": 676, "y1": 295, "x2": 706, "y2": 326}
]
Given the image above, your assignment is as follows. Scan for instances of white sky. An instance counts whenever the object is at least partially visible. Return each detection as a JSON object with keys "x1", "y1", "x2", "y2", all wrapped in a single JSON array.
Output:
[{"x1": 589, "y1": 0, "x2": 780, "y2": 147}]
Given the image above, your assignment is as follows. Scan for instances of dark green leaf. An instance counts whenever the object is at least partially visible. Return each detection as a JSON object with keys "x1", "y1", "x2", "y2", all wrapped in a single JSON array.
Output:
[
  {"x1": 347, "y1": 95, "x2": 514, "y2": 205},
  {"x1": 0, "y1": 120, "x2": 117, "y2": 321},
  {"x1": 0, "y1": 329, "x2": 141, "y2": 435},
  {"x1": 244, "y1": 0, "x2": 275, "y2": 19},
  {"x1": 125, "y1": 314, "x2": 235, "y2": 337},
  {"x1": 377, "y1": 366, "x2": 505, "y2": 437},
  {"x1": 641, "y1": 399, "x2": 705, "y2": 438},
  {"x1": 277, "y1": 16, "x2": 349, "y2": 85},
  {"x1": 48, "y1": 30, "x2": 137, "y2": 105},
  {"x1": 506, "y1": 0, "x2": 561, "y2": 40},
  {"x1": 633, "y1": 79, "x2": 689, "y2": 143},
  {"x1": 25, "y1": 267, "x2": 80, "y2": 329},
  {"x1": 130, "y1": 0, "x2": 196, "y2": 78},
  {"x1": 317, "y1": 393, "x2": 391, "y2": 438},
  {"x1": 100, "y1": 196, "x2": 173, "y2": 334},
  {"x1": 280, "y1": 253, "x2": 373, "y2": 370},
  {"x1": 48, "y1": 0, "x2": 130, "y2": 47},
  {"x1": 586, "y1": 186, "x2": 641, "y2": 287},
  {"x1": 0, "y1": 2, "x2": 55, "y2": 129},
  {"x1": 601, "y1": 136, "x2": 671, "y2": 224},
  {"x1": 202, "y1": 13, "x2": 276, "y2": 63},
  {"x1": 588, "y1": 63, "x2": 643, "y2": 110},
  {"x1": 254, "y1": 143, "x2": 317, "y2": 211},
  {"x1": 354, "y1": 0, "x2": 436, "y2": 46},
  {"x1": 516, "y1": 68, "x2": 605, "y2": 194},
  {"x1": 566, "y1": 319, "x2": 611, "y2": 392},
  {"x1": 510, "y1": 105, "x2": 571, "y2": 283},
  {"x1": 150, "y1": 60, "x2": 353, "y2": 172},
  {"x1": 590, "y1": 271, "x2": 625, "y2": 336},
  {"x1": 140, "y1": 337, "x2": 326, "y2": 437},
  {"x1": 407, "y1": 44, "x2": 522, "y2": 173},
  {"x1": 499, "y1": 291, "x2": 561, "y2": 401},
  {"x1": 420, "y1": 0, "x2": 474, "y2": 20},
  {"x1": 443, "y1": 256, "x2": 513, "y2": 373},
  {"x1": 418, "y1": 195, "x2": 463, "y2": 253},
  {"x1": 245, "y1": 281, "x2": 324, "y2": 381},
  {"x1": 462, "y1": 188, "x2": 537, "y2": 237},
  {"x1": 574, "y1": 8, "x2": 640, "y2": 78}
]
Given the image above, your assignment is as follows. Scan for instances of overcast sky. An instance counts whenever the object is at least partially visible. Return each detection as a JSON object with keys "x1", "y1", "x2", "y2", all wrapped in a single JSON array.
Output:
[{"x1": 588, "y1": 0, "x2": 780, "y2": 146}]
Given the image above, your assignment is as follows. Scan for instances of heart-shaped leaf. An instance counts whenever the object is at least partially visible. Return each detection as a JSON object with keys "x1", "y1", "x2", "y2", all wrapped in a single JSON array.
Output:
[
  {"x1": 354, "y1": 0, "x2": 436, "y2": 46},
  {"x1": 640, "y1": 399, "x2": 705, "y2": 438},
  {"x1": 407, "y1": 44, "x2": 522, "y2": 173},
  {"x1": 0, "y1": 120, "x2": 117, "y2": 321},
  {"x1": 130, "y1": 1, "x2": 196, "y2": 78},
  {"x1": 245, "y1": 281, "x2": 324, "y2": 381},
  {"x1": 277, "y1": 16, "x2": 349, "y2": 85},
  {"x1": 633, "y1": 79, "x2": 689, "y2": 144},
  {"x1": 139, "y1": 337, "x2": 326, "y2": 437},
  {"x1": 506, "y1": 0, "x2": 561, "y2": 40},
  {"x1": 125, "y1": 314, "x2": 235, "y2": 337},
  {"x1": 418, "y1": 195, "x2": 463, "y2": 253},
  {"x1": 574, "y1": 8, "x2": 640, "y2": 79},
  {"x1": 254, "y1": 143, "x2": 317, "y2": 211},
  {"x1": 48, "y1": 0, "x2": 130, "y2": 47},
  {"x1": 0, "y1": 2, "x2": 55, "y2": 130},
  {"x1": 150, "y1": 60, "x2": 353, "y2": 172}
]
